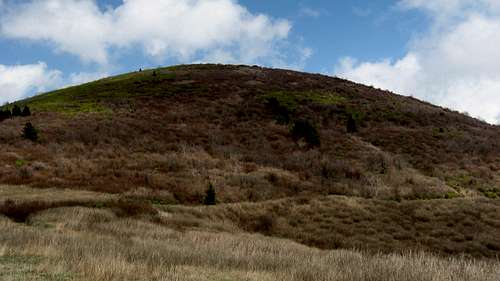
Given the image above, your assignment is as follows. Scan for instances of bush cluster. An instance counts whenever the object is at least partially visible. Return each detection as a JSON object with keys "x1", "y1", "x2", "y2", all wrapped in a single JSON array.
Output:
[
  {"x1": 110, "y1": 199, "x2": 157, "y2": 217},
  {"x1": 265, "y1": 96, "x2": 321, "y2": 148},
  {"x1": 0, "y1": 109, "x2": 11, "y2": 121},
  {"x1": 0, "y1": 105, "x2": 31, "y2": 122},
  {"x1": 0, "y1": 200, "x2": 82, "y2": 222},
  {"x1": 266, "y1": 97, "x2": 292, "y2": 124},
  {"x1": 290, "y1": 119, "x2": 321, "y2": 147},
  {"x1": 22, "y1": 122, "x2": 39, "y2": 142}
]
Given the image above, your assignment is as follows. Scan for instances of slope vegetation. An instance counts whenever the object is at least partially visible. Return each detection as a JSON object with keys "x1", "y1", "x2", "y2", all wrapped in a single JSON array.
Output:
[{"x1": 0, "y1": 64, "x2": 499, "y2": 258}]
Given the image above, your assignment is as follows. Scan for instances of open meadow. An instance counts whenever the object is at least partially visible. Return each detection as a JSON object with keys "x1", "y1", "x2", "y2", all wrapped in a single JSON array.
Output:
[{"x1": 1, "y1": 185, "x2": 500, "y2": 281}]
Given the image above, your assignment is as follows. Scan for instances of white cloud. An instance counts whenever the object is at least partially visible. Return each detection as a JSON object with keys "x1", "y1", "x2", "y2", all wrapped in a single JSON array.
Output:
[
  {"x1": 69, "y1": 71, "x2": 108, "y2": 85},
  {"x1": 0, "y1": 62, "x2": 62, "y2": 104},
  {"x1": 337, "y1": 54, "x2": 421, "y2": 95},
  {"x1": 0, "y1": 63, "x2": 109, "y2": 105},
  {"x1": 0, "y1": 0, "x2": 293, "y2": 65},
  {"x1": 299, "y1": 7, "x2": 321, "y2": 18},
  {"x1": 398, "y1": 0, "x2": 500, "y2": 16},
  {"x1": 336, "y1": 0, "x2": 500, "y2": 124},
  {"x1": 1, "y1": 0, "x2": 112, "y2": 64}
]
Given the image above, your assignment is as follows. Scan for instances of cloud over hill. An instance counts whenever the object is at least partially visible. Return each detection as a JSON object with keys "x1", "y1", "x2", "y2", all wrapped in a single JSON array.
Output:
[
  {"x1": 0, "y1": 62, "x2": 62, "y2": 103},
  {"x1": 336, "y1": 0, "x2": 500, "y2": 124}
]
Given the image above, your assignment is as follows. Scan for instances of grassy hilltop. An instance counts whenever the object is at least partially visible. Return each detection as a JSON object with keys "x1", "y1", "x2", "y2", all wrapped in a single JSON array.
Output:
[{"x1": 0, "y1": 64, "x2": 499, "y2": 280}]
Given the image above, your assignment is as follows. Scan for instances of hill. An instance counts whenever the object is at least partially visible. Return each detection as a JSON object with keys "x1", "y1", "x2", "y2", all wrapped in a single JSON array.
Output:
[{"x1": 1, "y1": 64, "x2": 500, "y2": 261}]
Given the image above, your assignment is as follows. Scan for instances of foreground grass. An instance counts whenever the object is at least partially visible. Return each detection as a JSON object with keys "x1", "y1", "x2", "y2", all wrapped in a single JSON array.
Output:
[
  {"x1": 0, "y1": 184, "x2": 498, "y2": 281},
  {"x1": 0, "y1": 206, "x2": 499, "y2": 281}
]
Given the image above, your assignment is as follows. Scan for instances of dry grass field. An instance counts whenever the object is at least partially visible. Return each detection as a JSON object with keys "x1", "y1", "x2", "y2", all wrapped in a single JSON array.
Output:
[
  {"x1": 162, "y1": 196, "x2": 500, "y2": 258},
  {"x1": 1, "y1": 65, "x2": 499, "y2": 280},
  {"x1": 0, "y1": 186, "x2": 499, "y2": 281}
]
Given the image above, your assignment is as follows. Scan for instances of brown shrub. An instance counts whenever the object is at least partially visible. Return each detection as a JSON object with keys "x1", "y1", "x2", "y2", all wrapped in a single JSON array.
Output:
[
  {"x1": 0, "y1": 200, "x2": 83, "y2": 222},
  {"x1": 109, "y1": 199, "x2": 158, "y2": 217},
  {"x1": 247, "y1": 213, "x2": 276, "y2": 234}
]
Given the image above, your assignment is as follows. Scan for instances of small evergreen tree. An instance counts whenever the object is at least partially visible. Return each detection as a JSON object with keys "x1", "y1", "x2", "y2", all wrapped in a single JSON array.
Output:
[
  {"x1": 21, "y1": 105, "x2": 31, "y2": 117},
  {"x1": 11, "y1": 105, "x2": 22, "y2": 117},
  {"x1": 347, "y1": 115, "x2": 357, "y2": 133},
  {"x1": 0, "y1": 109, "x2": 11, "y2": 122},
  {"x1": 266, "y1": 97, "x2": 291, "y2": 124},
  {"x1": 290, "y1": 119, "x2": 321, "y2": 147},
  {"x1": 22, "y1": 122, "x2": 38, "y2": 142},
  {"x1": 203, "y1": 182, "x2": 216, "y2": 205}
]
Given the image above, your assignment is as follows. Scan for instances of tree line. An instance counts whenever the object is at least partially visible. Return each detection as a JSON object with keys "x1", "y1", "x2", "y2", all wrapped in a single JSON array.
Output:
[{"x1": 0, "y1": 105, "x2": 31, "y2": 122}]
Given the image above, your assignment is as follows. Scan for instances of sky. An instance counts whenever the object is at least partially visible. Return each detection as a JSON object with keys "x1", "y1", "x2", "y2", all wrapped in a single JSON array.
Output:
[{"x1": 0, "y1": 0, "x2": 499, "y2": 124}]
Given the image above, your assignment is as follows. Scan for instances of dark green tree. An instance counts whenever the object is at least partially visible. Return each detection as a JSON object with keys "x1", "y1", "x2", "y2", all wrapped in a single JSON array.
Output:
[
  {"x1": 290, "y1": 119, "x2": 321, "y2": 147},
  {"x1": 11, "y1": 105, "x2": 22, "y2": 117},
  {"x1": 203, "y1": 182, "x2": 216, "y2": 205},
  {"x1": 22, "y1": 122, "x2": 38, "y2": 142},
  {"x1": 266, "y1": 97, "x2": 291, "y2": 124},
  {"x1": 347, "y1": 115, "x2": 357, "y2": 134},
  {"x1": 21, "y1": 105, "x2": 31, "y2": 117},
  {"x1": 0, "y1": 109, "x2": 11, "y2": 122}
]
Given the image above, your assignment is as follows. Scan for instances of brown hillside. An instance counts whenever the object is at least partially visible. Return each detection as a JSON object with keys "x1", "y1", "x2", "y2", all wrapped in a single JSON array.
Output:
[
  {"x1": 1, "y1": 64, "x2": 498, "y2": 202},
  {"x1": 1, "y1": 64, "x2": 500, "y2": 258}
]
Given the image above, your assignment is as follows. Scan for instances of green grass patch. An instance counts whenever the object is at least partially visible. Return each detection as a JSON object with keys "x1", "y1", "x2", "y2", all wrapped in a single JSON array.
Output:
[
  {"x1": 3, "y1": 67, "x2": 208, "y2": 114},
  {"x1": 15, "y1": 159, "x2": 26, "y2": 168},
  {"x1": 260, "y1": 90, "x2": 346, "y2": 112},
  {"x1": 479, "y1": 188, "x2": 500, "y2": 199},
  {"x1": 259, "y1": 90, "x2": 346, "y2": 124},
  {"x1": 446, "y1": 173, "x2": 474, "y2": 189},
  {"x1": 444, "y1": 192, "x2": 461, "y2": 199}
]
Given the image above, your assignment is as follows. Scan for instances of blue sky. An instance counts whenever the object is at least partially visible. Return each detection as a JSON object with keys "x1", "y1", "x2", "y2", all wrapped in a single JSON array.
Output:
[
  {"x1": 1, "y1": 0, "x2": 499, "y2": 124},
  {"x1": 240, "y1": 0, "x2": 427, "y2": 72}
]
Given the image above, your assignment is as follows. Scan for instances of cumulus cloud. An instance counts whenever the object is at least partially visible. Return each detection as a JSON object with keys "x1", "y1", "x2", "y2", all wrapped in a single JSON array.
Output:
[
  {"x1": 337, "y1": 54, "x2": 421, "y2": 95},
  {"x1": 69, "y1": 71, "x2": 108, "y2": 85},
  {"x1": 0, "y1": 63, "x2": 62, "y2": 104},
  {"x1": 0, "y1": 0, "x2": 293, "y2": 65},
  {"x1": 336, "y1": 0, "x2": 500, "y2": 124},
  {"x1": 0, "y1": 63, "x2": 109, "y2": 105}
]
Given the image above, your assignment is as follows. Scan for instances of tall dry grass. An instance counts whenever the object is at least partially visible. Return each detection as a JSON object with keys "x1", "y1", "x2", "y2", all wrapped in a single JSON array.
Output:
[
  {"x1": 0, "y1": 206, "x2": 499, "y2": 281},
  {"x1": 162, "y1": 196, "x2": 500, "y2": 258}
]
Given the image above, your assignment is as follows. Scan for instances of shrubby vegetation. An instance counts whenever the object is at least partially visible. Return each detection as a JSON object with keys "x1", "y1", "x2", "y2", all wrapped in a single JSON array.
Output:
[
  {"x1": 0, "y1": 104, "x2": 31, "y2": 122},
  {"x1": 290, "y1": 119, "x2": 321, "y2": 147},
  {"x1": 0, "y1": 108, "x2": 11, "y2": 121},
  {"x1": 203, "y1": 182, "x2": 217, "y2": 205},
  {"x1": 11, "y1": 105, "x2": 22, "y2": 117},
  {"x1": 346, "y1": 114, "x2": 357, "y2": 133},
  {"x1": 21, "y1": 122, "x2": 39, "y2": 142},
  {"x1": 0, "y1": 65, "x2": 498, "y2": 268},
  {"x1": 265, "y1": 96, "x2": 292, "y2": 124}
]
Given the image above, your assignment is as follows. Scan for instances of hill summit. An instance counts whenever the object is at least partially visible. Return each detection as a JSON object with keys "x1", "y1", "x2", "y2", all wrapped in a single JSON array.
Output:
[{"x1": 1, "y1": 64, "x2": 499, "y2": 257}]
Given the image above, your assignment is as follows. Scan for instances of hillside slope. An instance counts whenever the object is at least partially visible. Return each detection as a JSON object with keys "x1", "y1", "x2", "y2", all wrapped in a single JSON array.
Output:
[
  {"x1": 1, "y1": 64, "x2": 499, "y2": 257},
  {"x1": 1, "y1": 64, "x2": 498, "y2": 200}
]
